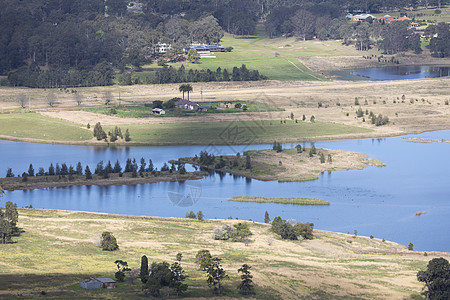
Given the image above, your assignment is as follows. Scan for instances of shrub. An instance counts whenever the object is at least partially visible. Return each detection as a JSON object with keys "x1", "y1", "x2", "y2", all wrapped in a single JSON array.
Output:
[
  {"x1": 213, "y1": 224, "x2": 236, "y2": 240},
  {"x1": 100, "y1": 232, "x2": 119, "y2": 251},
  {"x1": 271, "y1": 216, "x2": 298, "y2": 240},
  {"x1": 293, "y1": 222, "x2": 314, "y2": 240},
  {"x1": 233, "y1": 223, "x2": 252, "y2": 241},
  {"x1": 186, "y1": 210, "x2": 196, "y2": 219}
]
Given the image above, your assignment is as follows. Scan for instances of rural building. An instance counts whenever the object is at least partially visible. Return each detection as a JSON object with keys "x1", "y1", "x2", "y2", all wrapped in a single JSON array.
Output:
[
  {"x1": 218, "y1": 102, "x2": 234, "y2": 108},
  {"x1": 379, "y1": 15, "x2": 395, "y2": 23},
  {"x1": 79, "y1": 278, "x2": 103, "y2": 289},
  {"x1": 152, "y1": 108, "x2": 166, "y2": 115},
  {"x1": 347, "y1": 13, "x2": 376, "y2": 22},
  {"x1": 396, "y1": 16, "x2": 412, "y2": 22},
  {"x1": 174, "y1": 99, "x2": 208, "y2": 112},
  {"x1": 175, "y1": 99, "x2": 199, "y2": 110},
  {"x1": 154, "y1": 43, "x2": 172, "y2": 54},
  {"x1": 186, "y1": 44, "x2": 226, "y2": 54},
  {"x1": 79, "y1": 278, "x2": 116, "y2": 289},
  {"x1": 379, "y1": 15, "x2": 412, "y2": 24},
  {"x1": 96, "y1": 278, "x2": 117, "y2": 289}
]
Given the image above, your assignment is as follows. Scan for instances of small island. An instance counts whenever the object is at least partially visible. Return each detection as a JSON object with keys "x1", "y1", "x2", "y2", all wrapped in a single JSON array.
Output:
[
  {"x1": 405, "y1": 137, "x2": 450, "y2": 144},
  {"x1": 179, "y1": 144, "x2": 385, "y2": 182},
  {"x1": 229, "y1": 196, "x2": 330, "y2": 205}
]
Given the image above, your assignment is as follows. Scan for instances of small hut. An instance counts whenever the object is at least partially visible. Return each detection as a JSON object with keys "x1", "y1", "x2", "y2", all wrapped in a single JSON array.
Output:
[
  {"x1": 96, "y1": 278, "x2": 117, "y2": 288},
  {"x1": 79, "y1": 278, "x2": 102, "y2": 289},
  {"x1": 79, "y1": 278, "x2": 116, "y2": 289}
]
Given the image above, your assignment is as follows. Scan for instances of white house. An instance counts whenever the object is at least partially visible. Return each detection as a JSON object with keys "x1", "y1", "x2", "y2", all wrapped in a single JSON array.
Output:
[
  {"x1": 154, "y1": 43, "x2": 172, "y2": 54},
  {"x1": 152, "y1": 108, "x2": 166, "y2": 115}
]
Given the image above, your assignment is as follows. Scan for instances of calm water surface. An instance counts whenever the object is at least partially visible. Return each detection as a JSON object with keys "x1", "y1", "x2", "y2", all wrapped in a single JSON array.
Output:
[
  {"x1": 332, "y1": 65, "x2": 449, "y2": 81},
  {"x1": 1, "y1": 131, "x2": 449, "y2": 252}
]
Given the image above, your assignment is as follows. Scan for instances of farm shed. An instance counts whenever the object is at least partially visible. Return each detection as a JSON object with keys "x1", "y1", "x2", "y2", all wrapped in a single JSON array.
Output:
[
  {"x1": 79, "y1": 278, "x2": 116, "y2": 289},
  {"x1": 79, "y1": 278, "x2": 102, "y2": 289},
  {"x1": 96, "y1": 278, "x2": 117, "y2": 288}
]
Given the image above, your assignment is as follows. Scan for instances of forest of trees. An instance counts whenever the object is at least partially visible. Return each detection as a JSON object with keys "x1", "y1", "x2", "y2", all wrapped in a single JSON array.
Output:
[{"x1": 1, "y1": 0, "x2": 448, "y2": 88}]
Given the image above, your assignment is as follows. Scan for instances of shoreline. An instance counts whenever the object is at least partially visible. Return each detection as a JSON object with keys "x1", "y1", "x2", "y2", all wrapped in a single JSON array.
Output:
[
  {"x1": 179, "y1": 147, "x2": 385, "y2": 182},
  {"x1": 0, "y1": 128, "x2": 446, "y2": 147}
]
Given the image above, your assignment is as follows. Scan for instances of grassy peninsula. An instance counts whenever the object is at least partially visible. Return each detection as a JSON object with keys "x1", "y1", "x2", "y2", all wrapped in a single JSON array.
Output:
[
  {"x1": 0, "y1": 171, "x2": 205, "y2": 191},
  {"x1": 0, "y1": 209, "x2": 443, "y2": 299},
  {"x1": 180, "y1": 146, "x2": 384, "y2": 182},
  {"x1": 228, "y1": 196, "x2": 330, "y2": 205}
]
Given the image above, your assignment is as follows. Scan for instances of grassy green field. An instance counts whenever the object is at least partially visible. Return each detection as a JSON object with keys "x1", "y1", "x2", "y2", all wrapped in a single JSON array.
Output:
[
  {"x1": 115, "y1": 120, "x2": 373, "y2": 145},
  {"x1": 0, "y1": 209, "x2": 432, "y2": 299},
  {"x1": 0, "y1": 113, "x2": 372, "y2": 145},
  {"x1": 228, "y1": 196, "x2": 330, "y2": 205},
  {"x1": 82, "y1": 101, "x2": 282, "y2": 118},
  {"x1": 0, "y1": 113, "x2": 92, "y2": 142},
  {"x1": 138, "y1": 23, "x2": 382, "y2": 82}
]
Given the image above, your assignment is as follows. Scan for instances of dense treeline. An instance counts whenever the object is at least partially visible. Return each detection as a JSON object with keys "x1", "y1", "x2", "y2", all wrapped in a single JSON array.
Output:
[
  {"x1": 264, "y1": 0, "x2": 447, "y2": 38},
  {"x1": 5, "y1": 157, "x2": 187, "y2": 180},
  {"x1": 0, "y1": 0, "x2": 224, "y2": 87},
  {"x1": 1, "y1": 0, "x2": 448, "y2": 88},
  {"x1": 152, "y1": 64, "x2": 266, "y2": 84}
]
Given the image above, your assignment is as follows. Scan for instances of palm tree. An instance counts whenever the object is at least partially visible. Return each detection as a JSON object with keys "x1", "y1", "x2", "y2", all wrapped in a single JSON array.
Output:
[
  {"x1": 185, "y1": 84, "x2": 193, "y2": 101},
  {"x1": 179, "y1": 84, "x2": 193, "y2": 101}
]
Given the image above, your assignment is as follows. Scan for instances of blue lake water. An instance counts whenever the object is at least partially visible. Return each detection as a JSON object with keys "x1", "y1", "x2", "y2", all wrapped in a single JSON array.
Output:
[
  {"x1": 332, "y1": 65, "x2": 450, "y2": 81},
  {"x1": 0, "y1": 131, "x2": 449, "y2": 252}
]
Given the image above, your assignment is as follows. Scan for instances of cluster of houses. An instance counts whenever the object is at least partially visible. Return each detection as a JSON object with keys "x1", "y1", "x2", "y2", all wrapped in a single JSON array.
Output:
[
  {"x1": 346, "y1": 13, "x2": 418, "y2": 26},
  {"x1": 151, "y1": 99, "x2": 208, "y2": 115},
  {"x1": 150, "y1": 100, "x2": 249, "y2": 115}
]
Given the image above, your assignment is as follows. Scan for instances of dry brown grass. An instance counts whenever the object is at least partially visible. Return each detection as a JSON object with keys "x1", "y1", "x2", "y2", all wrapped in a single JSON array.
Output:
[
  {"x1": 1, "y1": 209, "x2": 448, "y2": 299},
  {"x1": 0, "y1": 77, "x2": 448, "y2": 142}
]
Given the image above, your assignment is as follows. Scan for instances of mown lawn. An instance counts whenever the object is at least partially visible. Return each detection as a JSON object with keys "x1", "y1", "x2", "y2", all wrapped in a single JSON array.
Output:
[
  {"x1": 0, "y1": 112, "x2": 92, "y2": 141},
  {"x1": 183, "y1": 34, "x2": 380, "y2": 81},
  {"x1": 139, "y1": 27, "x2": 382, "y2": 82}
]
